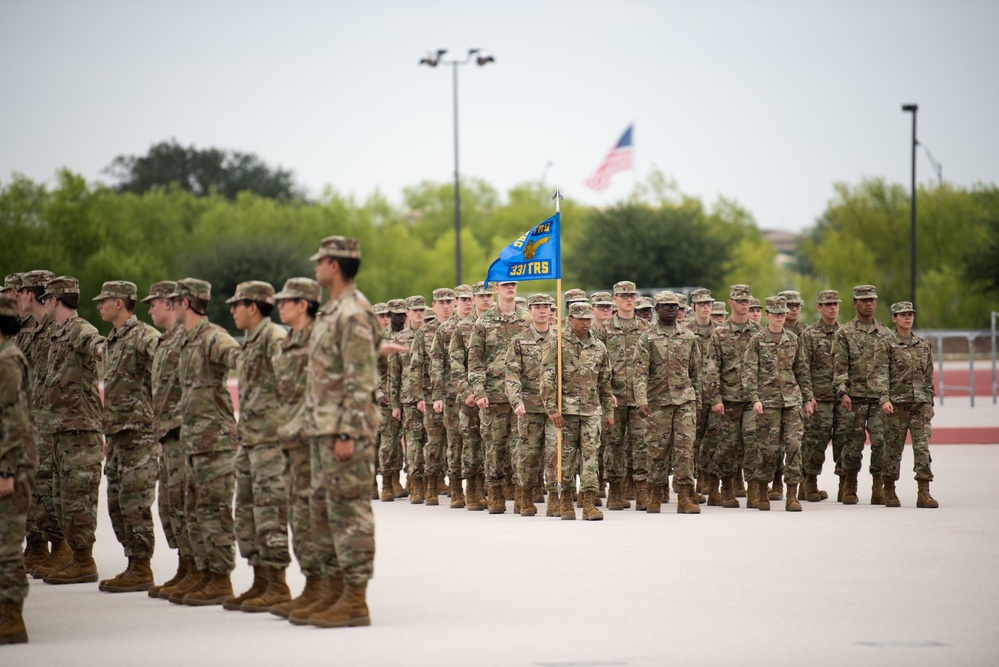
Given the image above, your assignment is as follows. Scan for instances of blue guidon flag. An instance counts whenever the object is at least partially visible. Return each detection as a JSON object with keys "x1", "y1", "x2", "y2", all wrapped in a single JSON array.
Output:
[{"x1": 485, "y1": 212, "x2": 561, "y2": 286}]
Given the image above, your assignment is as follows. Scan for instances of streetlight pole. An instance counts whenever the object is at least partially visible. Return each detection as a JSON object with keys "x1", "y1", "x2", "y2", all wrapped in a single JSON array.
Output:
[
  {"x1": 902, "y1": 103, "x2": 918, "y2": 309},
  {"x1": 420, "y1": 48, "x2": 495, "y2": 285}
]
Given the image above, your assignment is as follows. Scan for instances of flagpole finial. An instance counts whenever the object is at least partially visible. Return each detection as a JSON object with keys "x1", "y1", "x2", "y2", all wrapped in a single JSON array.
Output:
[{"x1": 552, "y1": 188, "x2": 563, "y2": 212}]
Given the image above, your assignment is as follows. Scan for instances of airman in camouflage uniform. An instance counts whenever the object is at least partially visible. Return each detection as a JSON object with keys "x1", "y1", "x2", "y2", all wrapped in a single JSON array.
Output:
[
  {"x1": 225, "y1": 281, "x2": 291, "y2": 612},
  {"x1": 541, "y1": 302, "x2": 614, "y2": 521},
  {"x1": 300, "y1": 235, "x2": 380, "y2": 628},
  {"x1": 590, "y1": 291, "x2": 614, "y2": 332},
  {"x1": 168, "y1": 278, "x2": 240, "y2": 605},
  {"x1": 833, "y1": 284, "x2": 893, "y2": 505},
  {"x1": 635, "y1": 296, "x2": 654, "y2": 323},
  {"x1": 874, "y1": 302, "x2": 938, "y2": 509},
  {"x1": 766, "y1": 290, "x2": 807, "y2": 497},
  {"x1": 0, "y1": 294, "x2": 37, "y2": 644},
  {"x1": 602, "y1": 281, "x2": 650, "y2": 511},
  {"x1": 634, "y1": 291, "x2": 702, "y2": 514},
  {"x1": 748, "y1": 297, "x2": 763, "y2": 325},
  {"x1": 94, "y1": 281, "x2": 161, "y2": 592},
  {"x1": 371, "y1": 302, "x2": 389, "y2": 499},
  {"x1": 688, "y1": 288, "x2": 716, "y2": 496},
  {"x1": 377, "y1": 299, "x2": 407, "y2": 500},
  {"x1": 391, "y1": 295, "x2": 428, "y2": 503},
  {"x1": 743, "y1": 297, "x2": 813, "y2": 511},
  {"x1": 468, "y1": 280, "x2": 531, "y2": 513},
  {"x1": 797, "y1": 290, "x2": 843, "y2": 502},
  {"x1": 431, "y1": 284, "x2": 474, "y2": 509},
  {"x1": 710, "y1": 300, "x2": 727, "y2": 326},
  {"x1": 704, "y1": 285, "x2": 762, "y2": 509}
]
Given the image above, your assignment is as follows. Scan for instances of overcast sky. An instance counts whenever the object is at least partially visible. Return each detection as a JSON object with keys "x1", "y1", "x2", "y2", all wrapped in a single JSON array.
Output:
[{"x1": 2, "y1": 0, "x2": 997, "y2": 233}]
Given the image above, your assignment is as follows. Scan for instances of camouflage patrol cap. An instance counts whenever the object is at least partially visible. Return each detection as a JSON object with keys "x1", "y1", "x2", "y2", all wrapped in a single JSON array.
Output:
[
  {"x1": 816, "y1": 289, "x2": 842, "y2": 304},
  {"x1": 515, "y1": 296, "x2": 526, "y2": 308},
  {"x1": 142, "y1": 280, "x2": 177, "y2": 304},
  {"x1": 654, "y1": 290, "x2": 681, "y2": 305},
  {"x1": 309, "y1": 235, "x2": 362, "y2": 262},
  {"x1": 689, "y1": 288, "x2": 713, "y2": 304},
  {"x1": 527, "y1": 293, "x2": 552, "y2": 306},
  {"x1": 425, "y1": 313, "x2": 437, "y2": 323},
  {"x1": 472, "y1": 281, "x2": 494, "y2": 296},
  {"x1": 677, "y1": 293, "x2": 688, "y2": 308},
  {"x1": 711, "y1": 301, "x2": 727, "y2": 315},
  {"x1": 749, "y1": 297, "x2": 762, "y2": 310},
  {"x1": 433, "y1": 288, "x2": 455, "y2": 301},
  {"x1": 453, "y1": 284, "x2": 473, "y2": 298},
  {"x1": 636, "y1": 296, "x2": 654, "y2": 310},
  {"x1": 168, "y1": 278, "x2": 212, "y2": 302},
  {"x1": 3, "y1": 273, "x2": 24, "y2": 293},
  {"x1": 405, "y1": 295, "x2": 427, "y2": 310},
  {"x1": 274, "y1": 277, "x2": 321, "y2": 303},
  {"x1": 387, "y1": 298, "x2": 407, "y2": 314},
  {"x1": 0, "y1": 294, "x2": 18, "y2": 317},
  {"x1": 226, "y1": 280, "x2": 276, "y2": 305},
  {"x1": 890, "y1": 301, "x2": 916, "y2": 314},
  {"x1": 564, "y1": 288, "x2": 587, "y2": 305},
  {"x1": 766, "y1": 296, "x2": 789, "y2": 314},
  {"x1": 93, "y1": 280, "x2": 138, "y2": 302},
  {"x1": 729, "y1": 284, "x2": 752, "y2": 299},
  {"x1": 778, "y1": 290, "x2": 803, "y2": 305},
  {"x1": 20, "y1": 270, "x2": 55, "y2": 289},
  {"x1": 852, "y1": 284, "x2": 878, "y2": 300},
  {"x1": 590, "y1": 291, "x2": 613, "y2": 306},
  {"x1": 494, "y1": 280, "x2": 518, "y2": 286},
  {"x1": 568, "y1": 302, "x2": 594, "y2": 320},
  {"x1": 372, "y1": 302, "x2": 389, "y2": 315},
  {"x1": 613, "y1": 280, "x2": 638, "y2": 295},
  {"x1": 42, "y1": 276, "x2": 80, "y2": 299}
]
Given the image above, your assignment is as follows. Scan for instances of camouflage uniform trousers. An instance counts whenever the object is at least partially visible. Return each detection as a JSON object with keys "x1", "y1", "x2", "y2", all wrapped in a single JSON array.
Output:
[
  {"x1": 749, "y1": 406, "x2": 804, "y2": 485},
  {"x1": 105, "y1": 430, "x2": 158, "y2": 559},
  {"x1": 882, "y1": 402, "x2": 934, "y2": 482},
  {"x1": 422, "y1": 405, "x2": 447, "y2": 478},
  {"x1": 28, "y1": 434, "x2": 61, "y2": 544},
  {"x1": 285, "y1": 444, "x2": 322, "y2": 577},
  {"x1": 543, "y1": 418, "x2": 560, "y2": 493},
  {"x1": 480, "y1": 401, "x2": 515, "y2": 487},
  {"x1": 705, "y1": 402, "x2": 756, "y2": 481},
  {"x1": 402, "y1": 404, "x2": 426, "y2": 483},
  {"x1": 838, "y1": 397, "x2": 885, "y2": 476},
  {"x1": 51, "y1": 430, "x2": 103, "y2": 551},
  {"x1": 378, "y1": 407, "x2": 404, "y2": 475},
  {"x1": 234, "y1": 442, "x2": 290, "y2": 569},
  {"x1": 459, "y1": 402, "x2": 484, "y2": 480},
  {"x1": 603, "y1": 405, "x2": 649, "y2": 483},
  {"x1": 311, "y1": 435, "x2": 376, "y2": 586},
  {"x1": 184, "y1": 449, "x2": 236, "y2": 574},
  {"x1": 801, "y1": 401, "x2": 849, "y2": 477},
  {"x1": 557, "y1": 415, "x2": 602, "y2": 493},
  {"x1": 156, "y1": 429, "x2": 190, "y2": 555},
  {"x1": 443, "y1": 396, "x2": 464, "y2": 482},
  {"x1": 515, "y1": 413, "x2": 554, "y2": 489},
  {"x1": 647, "y1": 402, "x2": 697, "y2": 488},
  {"x1": 0, "y1": 469, "x2": 33, "y2": 605},
  {"x1": 694, "y1": 402, "x2": 713, "y2": 479}
]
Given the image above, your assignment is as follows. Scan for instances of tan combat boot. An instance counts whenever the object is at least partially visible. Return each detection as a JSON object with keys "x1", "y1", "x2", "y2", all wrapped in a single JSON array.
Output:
[
  {"x1": 560, "y1": 490, "x2": 576, "y2": 520},
  {"x1": 449, "y1": 478, "x2": 466, "y2": 509},
  {"x1": 606, "y1": 481, "x2": 626, "y2": 511},
  {"x1": 768, "y1": 478, "x2": 784, "y2": 501},
  {"x1": 149, "y1": 553, "x2": 188, "y2": 598},
  {"x1": 520, "y1": 486, "x2": 537, "y2": 517},
  {"x1": 513, "y1": 484, "x2": 522, "y2": 514},
  {"x1": 487, "y1": 485, "x2": 506, "y2": 514},
  {"x1": 871, "y1": 475, "x2": 885, "y2": 505},
  {"x1": 0, "y1": 600, "x2": 28, "y2": 645},
  {"x1": 804, "y1": 474, "x2": 821, "y2": 502},
  {"x1": 842, "y1": 471, "x2": 859, "y2": 505},
  {"x1": 223, "y1": 566, "x2": 267, "y2": 611},
  {"x1": 883, "y1": 479, "x2": 901, "y2": 508},
  {"x1": 746, "y1": 479, "x2": 758, "y2": 509},
  {"x1": 635, "y1": 480, "x2": 650, "y2": 511},
  {"x1": 837, "y1": 474, "x2": 845, "y2": 502},
  {"x1": 533, "y1": 485, "x2": 545, "y2": 504},
  {"x1": 102, "y1": 557, "x2": 154, "y2": 593},
  {"x1": 241, "y1": 567, "x2": 292, "y2": 613},
  {"x1": 465, "y1": 478, "x2": 485, "y2": 511},
  {"x1": 755, "y1": 481, "x2": 771, "y2": 511},
  {"x1": 370, "y1": 476, "x2": 379, "y2": 500},
  {"x1": 289, "y1": 576, "x2": 345, "y2": 625},
  {"x1": 623, "y1": 474, "x2": 635, "y2": 501},
  {"x1": 582, "y1": 491, "x2": 603, "y2": 521},
  {"x1": 23, "y1": 538, "x2": 49, "y2": 573},
  {"x1": 380, "y1": 474, "x2": 395, "y2": 502},
  {"x1": 706, "y1": 474, "x2": 723, "y2": 507},
  {"x1": 32, "y1": 539, "x2": 72, "y2": 580},
  {"x1": 733, "y1": 470, "x2": 747, "y2": 498},
  {"x1": 409, "y1": 476, "x2": 425, "y2": 504},
  {"x1": 391, "y1": 472, "x2": 408, "y2": 498},
  {"x1": 677, "y1": 484, "x2": 701, "y2": 514},
  {"x1": 167, "y1": 569, "x2": 209, "y2": 604},
  {"x1": 271, "y1": 574, "x2": 324, "y2": 619},
  {"x1": 503, "y1": 480, "x2": 516, "y2": 502},
  {"x1": 44, "y1": 547, "x2": 98, "y2": 585},
  {"x1": 689, "y1": 484, "x2": 705, "y2": 505},
  {"x1": 425, "y1": 476, "x2": 440, "y2": 506},
  {"x1": 546, "y1": 490, "x2": 560, "y2": 517},
  {"x1": 308, "y1": 581, "x2": 371, "y2": 628},
  {"x1": 646, "y1": 485, "x2": 663, "y2": 514},
  {"x1": 720, "y1": 477, "x2": 741, "y2": 509},
  {"x1": 785, "y1": 483, "x2": 802, "y2": 511},
  {"x1": 183, "y1": 571, "x2": 234, "y2": 606},
  {"x1": 916, "y1": 480, "x2": 939, "y2": 508}
]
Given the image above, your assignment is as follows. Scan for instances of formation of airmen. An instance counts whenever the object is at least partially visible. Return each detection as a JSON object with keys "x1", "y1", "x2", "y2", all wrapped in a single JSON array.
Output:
[{"x1": 0, "y1": 243, "x2": 941, "y2": 644}]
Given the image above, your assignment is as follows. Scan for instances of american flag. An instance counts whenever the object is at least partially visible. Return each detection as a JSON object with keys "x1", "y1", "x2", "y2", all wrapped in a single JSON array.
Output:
[{"x1": 583, "y1": 124, "x2": 634, "y2": 192}]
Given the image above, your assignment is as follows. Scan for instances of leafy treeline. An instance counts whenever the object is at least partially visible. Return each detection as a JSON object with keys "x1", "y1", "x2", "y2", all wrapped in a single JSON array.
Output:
[{"x1": 2, "y1": 167, "x2": 996, "y2": 334}]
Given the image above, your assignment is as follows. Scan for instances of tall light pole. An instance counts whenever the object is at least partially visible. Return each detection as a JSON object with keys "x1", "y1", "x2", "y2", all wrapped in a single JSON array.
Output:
[
  {"x1": 902, "y1": 103, "x2": 918, "y2": 309},
  {"x1": 420, "y1": 48, "x2": 495, "y2": 285}
]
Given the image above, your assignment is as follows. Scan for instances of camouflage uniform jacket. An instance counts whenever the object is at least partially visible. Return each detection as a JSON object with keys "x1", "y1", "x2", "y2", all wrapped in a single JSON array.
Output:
[
  {"x1": 833, "y1": 317, "x2": 893, "y2": 399},
  {"x1": 177, "y1": 318, "x2": 239, "y2": 453},
  {"x1": 0, "y1": 340, "x2": 38, "y2": 475},
  {"x1": 103, "y1": 314, "x2": 160, "y2": 434},
  {"x1": 798, "y1": 321, "x2": 840, "y2": 401},
  {"x1": 388, "y1": 324, "x2": 421, "y2": 408},
  {"x1": 447, "y1": 314, "x2": 477, "y2": 402},
  {"x1": 787, "y1": 320, "x2": 807, "y2": 336},
  {"x1": 305, "y1": 285, "x2": 381, "y2": 441},
  {"x1": 468, "y1": 305, "x2": 530, "y2": 404},
  {"x1": 272, "y1": 320, "x2": 314, "y2": 449},
  {"x1": 430, "y1": 316, "x2": 460, "y2": 403},
  {"x1": 236, "y1": 318, "x2": 287, "y2": 447},
  {"x1": 603, "y1": 314, "x2": 650, "y2": 406},
  {"x1": 13, "y1": 314, "x2": 34, "y2": 352},
  {"x1": 873, "y1": 331, "x2": 934, "y2": 406},
  {"x1": 375, "y1": 326, "x2": 392, "y2": 406},
  {"x1": 705, "y1": 318, "x2": 763, "y2": 406},
  {"x1": 42, "y1": 315, "x2": 105, "y2": 434},
  {"x1": 691, "y1": 321, "x2": 716, "y2": 403},
  {"x1": 633, "y1": 320, "x2": 701, "y2": 407},
  {"x1": 742, "y1": 329, "x2": 812, "y2": 408},
  {"x1": 504, "y1": 324, "x2": 552, "y2": 413},
  {"x1": 151, "y1": 323, "x2": 185, "y2": 440},
  {"x1": 541, "y1": 329, "x2": 613, "y2": 417},
  {"x1": 25, "y1": 315, "x2": 57, "y2": 435},
  {"x1": 404, "y1": 318, "x2": 440, "y2": 405}
]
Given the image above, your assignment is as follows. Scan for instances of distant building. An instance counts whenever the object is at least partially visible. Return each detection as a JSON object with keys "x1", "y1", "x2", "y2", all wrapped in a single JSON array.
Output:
[{"x1": 762, "y1": 229, "x2": 801, "y2": 270}]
